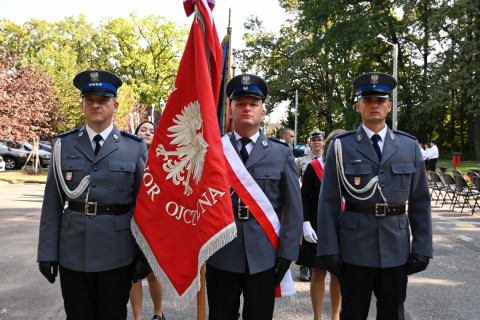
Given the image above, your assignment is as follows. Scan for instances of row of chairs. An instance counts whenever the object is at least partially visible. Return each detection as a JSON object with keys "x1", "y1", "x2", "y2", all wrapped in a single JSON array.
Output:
[{"x1": 429, "y1": 171, "x2": 480, "y2": 215}]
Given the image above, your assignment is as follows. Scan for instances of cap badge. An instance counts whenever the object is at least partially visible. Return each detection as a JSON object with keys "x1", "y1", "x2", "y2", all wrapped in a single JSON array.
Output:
[
  {"x1": 389, "y1": 131, "x2": 395, "y2": 140},
  {"x1": 262, "y1": 140, "x2": 268, "y2": 148},
  {"x1": 241, "y1": 75, "x2": 251, "y2": 85},
  {"x1": 370, "y1": 74, "x2": 379, "y2": 85},
  {"x1": 89, "y1": 71, "x2": 99, "y2": 82},
  {"x1": 113, "y1": 134, "x2": 119, "y2": 140},
  {"x1": 356, "y1": 134, "x2": 362, "y2": 142}
]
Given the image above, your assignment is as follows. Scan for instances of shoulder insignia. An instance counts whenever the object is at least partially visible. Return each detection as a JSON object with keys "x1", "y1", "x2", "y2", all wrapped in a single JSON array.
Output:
[
  {"x1": 334, "y1": 130, "x2": 355, "y2": 140},
  {"x1": 121, "y1": 130, "x2": 143, "y2": 141},
  {"x1": 394, "y1": 130, "x2": 417, "y2": 140},
  {"x1": 269, "y1": 137, "x2": 289, "y2": 147},
  {"x1": 57, "y1": 128, "x2": 79, "y2": 138}
]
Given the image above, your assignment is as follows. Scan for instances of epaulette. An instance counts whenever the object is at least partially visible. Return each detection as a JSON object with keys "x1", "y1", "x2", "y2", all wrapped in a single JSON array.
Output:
[
  {"x1": 57, "y1": 128, "x2": 79, "y2": 138},
  {"x1": 269, "y1": 137, "x2": 290, "y2": 147},
  {"x1": 121, "y1": 130, "x2": 143, "y2": 141},
  {"x1": 394, "y1": 130, "x2": 417, "y2": 140},
  {"x1": 333, "y1": 130, "x2": 355, "y2": 140}
]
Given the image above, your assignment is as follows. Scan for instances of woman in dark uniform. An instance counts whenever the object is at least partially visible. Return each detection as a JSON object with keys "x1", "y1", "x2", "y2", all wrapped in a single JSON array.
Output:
[{"x1": 297, "y1": 129, "x2": 345, "y2": 320}]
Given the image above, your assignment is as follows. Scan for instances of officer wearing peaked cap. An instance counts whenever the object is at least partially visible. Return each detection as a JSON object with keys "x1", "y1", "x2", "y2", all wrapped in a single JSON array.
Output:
[
  {"x1": 317, "y1": 71, "x2": 432, "y2": 319},
  {"x1": 37, "y1": 69, "x2": 149, "y2": 319},
  {"x1": 207, "y1": 73, "x2": 302, "y2": 319}
]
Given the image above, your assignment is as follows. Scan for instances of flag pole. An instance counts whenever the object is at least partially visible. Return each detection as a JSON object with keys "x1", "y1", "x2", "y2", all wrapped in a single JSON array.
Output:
[
  {"x1": 197, "y1": 264, "x2": 206, "y2": 320},
  {"x1": 222, "y1": 9, "x2": 232, "y2": 134}
]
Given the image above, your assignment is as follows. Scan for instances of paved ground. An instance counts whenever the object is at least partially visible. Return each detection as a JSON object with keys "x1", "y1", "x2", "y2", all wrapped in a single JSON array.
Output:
[{"x1": 1, "y1": 181, "x2": 480, "y2": 319}]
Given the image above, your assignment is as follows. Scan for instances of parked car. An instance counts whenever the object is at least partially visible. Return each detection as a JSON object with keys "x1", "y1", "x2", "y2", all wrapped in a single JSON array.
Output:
[
  {"x1": 40, "y1": 140, "x2": 52, "y2": 146},
  {"x1": 37, "y1": 143, "x2": 52, "y2": 152},
  {"x1": 293, "y1": 143, "x2": 307, "y2": 158},
  {"x1": 0, "y1": 141, "x2": 29, "y2": 169},
  {"x1": 0, "y1": 156, "x2": 5, "y2": 171},
  {"x1": 22, "y1": 143, "x2": 51, "y2": 167}
]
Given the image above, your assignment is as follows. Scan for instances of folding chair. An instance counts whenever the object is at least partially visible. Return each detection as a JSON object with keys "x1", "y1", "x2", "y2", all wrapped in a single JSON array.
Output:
[
  {"x1": 429, "y1": 172, "x2": 445, "y2": 205},
  {"x1": 442, "y1": 173, "x2": 457, "y2": 210},
  {"x1": 467, "y1": 170, "x2": 479, "y2": 179},
  {"x1": 471, "y1": 177, "x2": 480, "y2": 214},
  {"x1": 453, "y1": 174, "x2": 479, "y2": 215},
  {"x1": 453, "y1": 169, "x2": 462, "y2": 176}
]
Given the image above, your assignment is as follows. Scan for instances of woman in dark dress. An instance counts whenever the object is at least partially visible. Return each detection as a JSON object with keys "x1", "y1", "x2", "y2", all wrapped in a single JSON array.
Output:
[{"x1": 297, "y1": 129, "x2": 345, "y2": 320}]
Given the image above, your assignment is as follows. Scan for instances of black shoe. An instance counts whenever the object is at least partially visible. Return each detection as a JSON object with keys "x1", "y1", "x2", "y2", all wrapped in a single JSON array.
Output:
[
  {"x1": 299, "y1": 266, "x2": 310, "y2": 282},
  {"x1": 152, "y1": 314, "x2": 165, "y2": 320}
]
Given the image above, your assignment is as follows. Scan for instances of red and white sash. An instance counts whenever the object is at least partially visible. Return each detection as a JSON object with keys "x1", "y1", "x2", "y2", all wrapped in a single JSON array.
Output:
[
  {"x1": 221, "y1": 134, "x2": 297, "y2": 305},
  {"x1": 312, "y1": 157, "x2": 345, "y2": 210}
]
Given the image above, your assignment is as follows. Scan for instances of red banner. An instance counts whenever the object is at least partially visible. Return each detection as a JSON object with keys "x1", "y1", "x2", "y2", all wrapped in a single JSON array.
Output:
[{"x1": 132, "y1": 0, "x2": 235, "y2": 306}]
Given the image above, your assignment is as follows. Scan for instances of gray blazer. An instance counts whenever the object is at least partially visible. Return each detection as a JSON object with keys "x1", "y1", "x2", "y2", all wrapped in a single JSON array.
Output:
[
  {"x1": 207, "y1": 131, "x2": 303, "y2": 274},
  {"x1": 37, "y1": 125, "x2": 147, "y2": 272},
  {"x1": 317, "y1": 125, "x2": 433, "y2": 268}
]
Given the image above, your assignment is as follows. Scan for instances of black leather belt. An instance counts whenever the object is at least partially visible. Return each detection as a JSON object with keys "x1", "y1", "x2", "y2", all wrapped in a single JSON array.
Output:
[
  {"x1": 236, "y1": 198, "x2": 254, "y2": 220},
  {"x1": 68, "y1": 201, "x2": 131, "y2": 216},
  {"x1": 345, "y1": 203, "x2": 406, "y2": 217}
]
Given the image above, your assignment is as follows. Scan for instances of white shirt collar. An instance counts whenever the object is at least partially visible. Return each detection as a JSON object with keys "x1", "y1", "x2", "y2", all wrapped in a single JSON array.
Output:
[
  {"x1": 233, "y1": 130, "x2": 260, "y2": 154},
  {"x1": 85, "y1": 124, "x2": 113, "y2": 146},
  {"x1": 362, "y1": 124, "x2": 387, "y2": 142}
]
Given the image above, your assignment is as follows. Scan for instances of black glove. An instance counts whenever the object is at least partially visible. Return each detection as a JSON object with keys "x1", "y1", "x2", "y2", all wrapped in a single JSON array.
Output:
[
  {"x1": 131, "y1": 250, "x2": 152, "y2": 283},
  {"x1": 319, "y1": 254, "x2": 343, "y2": 279},
  {"x1": 38, "y1": 261, "x2": 59, "y2": 283},
  {"x1": 273, "y1": 258, "x2": 291, "y2": 285},
  {"x1": 406, "y1": 253, "x2": 430, "y2": 275}
]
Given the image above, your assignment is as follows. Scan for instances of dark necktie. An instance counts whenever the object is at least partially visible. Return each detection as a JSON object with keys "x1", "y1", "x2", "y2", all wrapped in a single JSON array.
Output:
[
  {"x1": 371, "y1": 134, "x2": 382, "y2": 160},
  {"x1": 239, "y1": 137, "x2": 251, "y2": 163},
  {"x1": 94, "y1": 134, "x2": 103, "y2": 156}
]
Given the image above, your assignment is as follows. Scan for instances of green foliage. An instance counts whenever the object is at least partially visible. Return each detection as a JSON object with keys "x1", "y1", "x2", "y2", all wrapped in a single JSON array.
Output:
[
  {"x1": 0, "y1": 14, "x2": 187, "y2": 137},
  {"x1": 237, "y1": 0, "x2": 480, "y2": 159}
]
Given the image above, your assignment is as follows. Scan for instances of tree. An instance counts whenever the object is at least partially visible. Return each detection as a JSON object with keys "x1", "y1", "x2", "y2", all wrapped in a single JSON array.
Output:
[{"x1": 0, "y1": 50, "x2": 63, "y2": 142}]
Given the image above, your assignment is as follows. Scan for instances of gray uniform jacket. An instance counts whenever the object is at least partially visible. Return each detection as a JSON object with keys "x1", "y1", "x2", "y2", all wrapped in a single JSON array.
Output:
[
  {"x1": 317, "y1": 125, "x2": 433, "y2": 268},
  {"x1": 37, "y1": 125, "x2": 147, "y2": 272},
  {"x1": 207, "y1": 131, "x2": 303, "y2": 274}
]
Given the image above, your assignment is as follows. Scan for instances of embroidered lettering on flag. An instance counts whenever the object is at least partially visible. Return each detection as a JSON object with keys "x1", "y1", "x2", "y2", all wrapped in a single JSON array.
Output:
[{"x1": 131, "y1": 0, "x2": 236, "y2": 308}]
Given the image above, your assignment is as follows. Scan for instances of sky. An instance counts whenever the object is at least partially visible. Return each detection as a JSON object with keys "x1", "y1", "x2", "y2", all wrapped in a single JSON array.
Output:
[{"x1": 0, "y1": 0, "x2": 291, "y2": 122}]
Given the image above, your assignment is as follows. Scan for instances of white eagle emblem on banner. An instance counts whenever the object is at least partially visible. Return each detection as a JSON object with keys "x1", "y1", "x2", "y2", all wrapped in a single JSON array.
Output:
[{"x1": 156, "y1": 100, "x2": 209, "y2": 196}]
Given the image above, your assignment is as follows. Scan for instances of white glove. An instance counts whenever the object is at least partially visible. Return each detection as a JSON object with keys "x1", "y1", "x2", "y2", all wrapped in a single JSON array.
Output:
[{"x1": 303, "y1": 221, "x2": 317, "y2": 243}]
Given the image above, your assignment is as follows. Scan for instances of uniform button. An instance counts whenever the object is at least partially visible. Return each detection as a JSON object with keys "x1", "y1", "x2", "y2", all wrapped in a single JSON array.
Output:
[
  {"x1": 93, "y1": 167, "x2": 98, "y2": 172},
  {"x1": 121, "y1": 166, "x2": 125, "y2": 170},
  {"x1": 402, "y1": 168, "x2": 406, "y2": 172},
  {"x1": 266, "y1": 173, "x2": 270, "y2": 177},
  {"x1": 381, "y1": 184, "x2": 385, "y2": 188},
  {"x1": 92, "y1": 183, "x2": 97, "y2": 188},
  {"x1": 380, "y1": 170, "x2": 384, "y2": 174},
  {"x1": 356, "y1": 169, "x2": 359, "y2": 173}
]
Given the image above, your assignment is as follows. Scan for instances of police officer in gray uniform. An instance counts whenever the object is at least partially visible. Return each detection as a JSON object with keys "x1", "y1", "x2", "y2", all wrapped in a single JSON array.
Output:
[
  {"x1": 317, "y1": 72, "x2": 433, "y2": 320},
  {"x1": 37, "y1": 70, "x2": 149, "y2": 319},
  {"x1": 206, "y1": 74, "x2": 303, "y2": 320}
]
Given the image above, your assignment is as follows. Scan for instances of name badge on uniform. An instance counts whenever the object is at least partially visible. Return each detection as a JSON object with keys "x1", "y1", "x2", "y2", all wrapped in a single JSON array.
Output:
[
  {"x1": 354, "y1": 177, "x2": 361, "y2": 185},
  {"x1": 66, "y1": 172, "x2": 73, "y2": 181}
]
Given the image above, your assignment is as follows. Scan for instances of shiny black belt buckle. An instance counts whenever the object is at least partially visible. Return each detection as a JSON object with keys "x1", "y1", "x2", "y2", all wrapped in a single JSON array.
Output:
[
  {"x1": 85, "y1": 202, "x2": 97, "y2": 216},
  {"x1": 375, "y1": 203, "x2": 388, "y2": 217},
  {"x1": 238, "y1": 198, "x2": 249, "y2": 220}
]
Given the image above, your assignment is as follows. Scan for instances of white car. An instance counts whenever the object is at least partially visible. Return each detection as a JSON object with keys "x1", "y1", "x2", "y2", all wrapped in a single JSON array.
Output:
[{"x1": 0, "y1": 155, "x2": 5, "y2": 171}]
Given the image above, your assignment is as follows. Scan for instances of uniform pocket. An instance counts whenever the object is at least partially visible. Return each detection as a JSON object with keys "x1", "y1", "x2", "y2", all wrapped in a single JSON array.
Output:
[
  {"x1": 253, "y1": 167, "x2": 281, "y2": 196},
  {"x1": 61, "y1": 159, "x2": 86, "y2": 190},
  {"x1": 108, "y1": 160, "x2": 136, "y2": 190},
  {"x1": 344, "y1": 163, "x2": 372, "y2": 189},
  {"x1": 391, "y1": 162, "x2": 416, "y2": 191}
]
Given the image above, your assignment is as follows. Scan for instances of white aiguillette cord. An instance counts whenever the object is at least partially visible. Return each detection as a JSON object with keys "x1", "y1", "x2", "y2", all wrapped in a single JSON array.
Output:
[{"x1": 54, "y1": 138, "x2": 90, "y2": 200}]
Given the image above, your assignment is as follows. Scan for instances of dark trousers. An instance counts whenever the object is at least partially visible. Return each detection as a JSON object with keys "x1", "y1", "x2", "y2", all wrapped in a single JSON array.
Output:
[
  {"x1": 206, "y1": 264, "x2": 276, "y2": 320},
  {"x1": 59, "y1": 265, "x2": 132, "y2": 320},
  {"x1": 340, "y1": 263, "x2": 407, "y2": 320}
]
